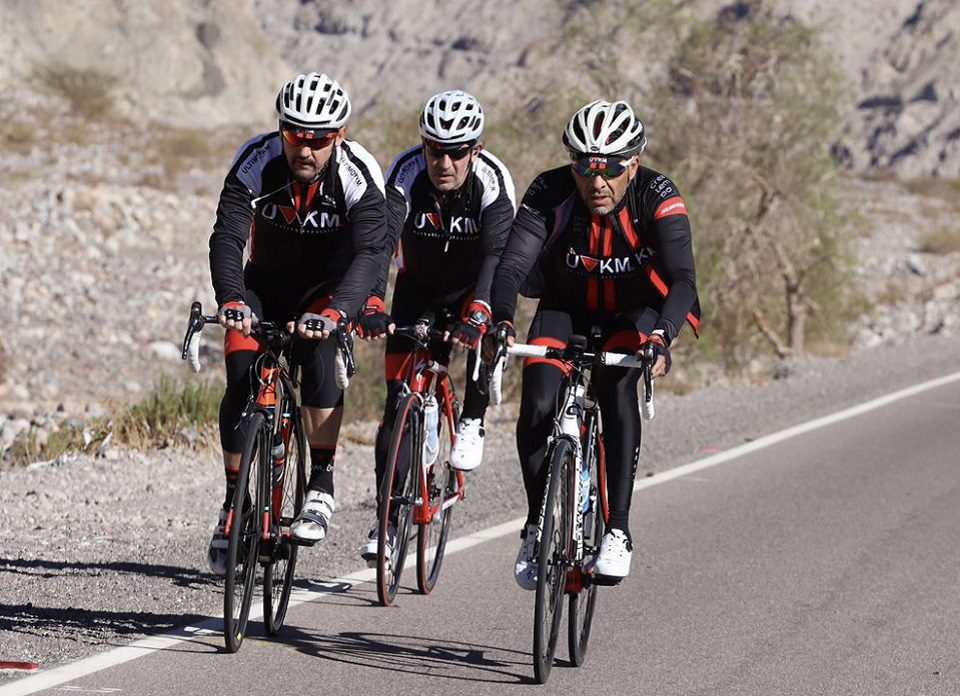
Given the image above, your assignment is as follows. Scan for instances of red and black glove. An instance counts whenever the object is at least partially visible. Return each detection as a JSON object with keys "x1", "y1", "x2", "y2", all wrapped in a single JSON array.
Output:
[
  {"x1": 299, "y1": 307, "x2": 344, "y2": 337},
  {"x1": 639, "y1": 331, "x2": 672, "y2": 374},
  {"x1": 449, "y1": 300, "x2": 492, "y2": 350},
  {"x1": 356, "y1": 296, "x2": 393, "y2": 339},
  {"x1": 217, "y1": 301, "x2": 251, "y2": 325},
  {"x1": 482, "y1": 320, "x2": 516, "y2": 363}
]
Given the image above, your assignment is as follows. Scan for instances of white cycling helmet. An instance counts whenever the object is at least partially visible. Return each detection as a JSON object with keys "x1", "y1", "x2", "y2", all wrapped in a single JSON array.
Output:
[
  {"x1": 419, "y1": 90, "x2": 484, "y2": 145},
  {"x1": 562, "y1": 99, "x2": 647, "y2": 157},
  {"x1": 276, "y1": 72, "x2": 351, "y2": 130}
]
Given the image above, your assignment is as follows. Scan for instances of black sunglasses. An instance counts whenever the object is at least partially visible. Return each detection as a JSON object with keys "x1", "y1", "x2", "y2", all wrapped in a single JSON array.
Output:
[{"x1": 423, "y1": 140, "x2": 474, "y2": 161}]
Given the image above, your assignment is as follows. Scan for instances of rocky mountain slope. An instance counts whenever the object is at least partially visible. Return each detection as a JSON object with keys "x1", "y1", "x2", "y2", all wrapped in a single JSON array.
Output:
[
  {"x1": 0, "y1": 0, "x2": 289, "y2": 127},
  {"x1": 0, "y1": 0, "x2": 958, "y2": 460},
  {"x1": 2, "y1": 0, "x2": 956, "y2": 175}
]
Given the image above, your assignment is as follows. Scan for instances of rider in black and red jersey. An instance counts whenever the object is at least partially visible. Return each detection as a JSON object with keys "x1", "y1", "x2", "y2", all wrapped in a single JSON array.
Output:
[
  {"x1": 488, "y1": 99, "x2": 701, "y2": 586},
  {"x1": 356, "y1": 89, "x2": 516, "y2": 562},
  {"x1": 206, "y1": 72, "x2": 387, "y2": 572}
]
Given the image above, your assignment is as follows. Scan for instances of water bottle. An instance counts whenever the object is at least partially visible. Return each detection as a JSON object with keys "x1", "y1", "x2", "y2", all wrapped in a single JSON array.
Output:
[
  {"x1": 271, "y1": 434, "x2": 285, "y2": 486},
  {"x1": 580, "y1": 459, "x2": 594, "y2": 538},
  {"x1": 422, "y1": 395, "x2": 439, "y2": 466},
  {"x1": 579, "y1": 458, "x2": 590, "y2": 514}
]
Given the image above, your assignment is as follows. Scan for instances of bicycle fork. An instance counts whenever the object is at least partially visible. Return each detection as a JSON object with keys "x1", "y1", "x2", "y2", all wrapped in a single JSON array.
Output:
[{"x1": 535, "y1": 379, "x2": 591, "y2": 590}]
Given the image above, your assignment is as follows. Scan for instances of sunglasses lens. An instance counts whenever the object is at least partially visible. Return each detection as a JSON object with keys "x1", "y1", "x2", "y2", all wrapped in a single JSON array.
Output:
[
  {"x1": 281, "y1": 127, "x2": 336, "y2": 148},
  {"x1": 573, "y1": 156, "x2": 627, "y2": 178},
  {"x1": 424, "y1": 141, "x2": 473, "y2": 161}
]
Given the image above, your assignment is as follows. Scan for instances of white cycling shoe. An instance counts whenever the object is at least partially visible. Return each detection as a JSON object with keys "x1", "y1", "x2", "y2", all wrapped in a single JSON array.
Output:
[
  {"x1": 206, "y1": 508, "x2": 229, "y2": 575},
  {"x1": 450, "y1": 418, "x2": 485, "y2": 471},
  {"x1": 514, "y1": 523, "x2": 538, "y2": 590},
  {"x1": 593, "y1": 528, "x2": 633, "y2": 579},
  {"x1": 358, "y1": 522, "x2": 395, "y2": 568},
  {"x1": 291, "y1": 489, "x2": 335, "y2": 544}
]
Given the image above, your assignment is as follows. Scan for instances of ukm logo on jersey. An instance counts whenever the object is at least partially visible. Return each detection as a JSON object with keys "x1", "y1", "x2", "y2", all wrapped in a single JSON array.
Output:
[
  {"x1": 565, "y1": 246, "x2": 652, "y2": 275},
  {"x1": 413, "y1": 213, "x2": 478, "y2": 237},
  {"x1": 260, "y1": 203, "x2": 342, "y2": 231}
]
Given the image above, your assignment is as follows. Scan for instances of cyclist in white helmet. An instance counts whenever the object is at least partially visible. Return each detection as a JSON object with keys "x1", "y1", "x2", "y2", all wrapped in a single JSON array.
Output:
[
  {"x1": 488, "y1": 99, "x2": 701, "y2": 586},
  {"x1": 355, "y1": 89, "x2": 516, "y2": 564},
  {"x1": 206, "y1": 72, "x2": 388, "y2": 573}
]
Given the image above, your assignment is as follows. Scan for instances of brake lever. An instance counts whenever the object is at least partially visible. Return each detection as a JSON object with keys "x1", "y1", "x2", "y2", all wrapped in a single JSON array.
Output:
[{"x1": 337, "y1": 321, "x2": 356, "y2": 377}]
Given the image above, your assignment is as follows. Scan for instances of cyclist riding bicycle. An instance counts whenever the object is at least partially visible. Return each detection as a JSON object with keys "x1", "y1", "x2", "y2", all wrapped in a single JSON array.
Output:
[
  {"x1": 206, "y1": 71, "x2": 388, "y2": 572},
  {"x1": 487, "y1": 99, "x2": 701, "y2": 587},
  {"x1": 357, "y1": 89, "x2": 516, "y2": 562}
]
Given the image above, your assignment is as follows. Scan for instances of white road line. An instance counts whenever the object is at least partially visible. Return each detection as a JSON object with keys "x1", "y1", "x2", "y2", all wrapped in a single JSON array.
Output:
[{"x1": 4, "y1": 369, "x2": 959, "y2": 696}]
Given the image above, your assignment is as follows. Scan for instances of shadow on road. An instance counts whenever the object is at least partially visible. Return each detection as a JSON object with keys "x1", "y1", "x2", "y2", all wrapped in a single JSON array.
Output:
[
  {"x1": 275, "y1": 628, "x2": 536, "y2": 684},
  {"x1": 0, "y1": 556, "x2": 217, "y2": 589},
  {"x1": 0, "y1": 556, "x2": 219, "y2": 639},
  {"x1": 0, "y1": 602, "x2": 209, "y2": 638}
]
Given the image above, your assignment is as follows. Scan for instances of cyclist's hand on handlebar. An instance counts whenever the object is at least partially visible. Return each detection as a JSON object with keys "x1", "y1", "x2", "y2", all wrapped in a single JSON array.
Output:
[
  {"x1": 356, "y1": 296, "x2": 394, "y2": 340},
  {"x1": 217, "y1": 301, "x2": 254, "y2": 337},
  {"x1": 639, "y1": 331, "x2": 671, "y2": 378},
  {"x1": 297, "y1": 308, "x2": 343, "y2": 340},
  {"x1": 448, "y1": 300, "x2": 492, "y2": 352},
  {"x1": 482, "y1": 320, "x2": 516, "y2": 363}
]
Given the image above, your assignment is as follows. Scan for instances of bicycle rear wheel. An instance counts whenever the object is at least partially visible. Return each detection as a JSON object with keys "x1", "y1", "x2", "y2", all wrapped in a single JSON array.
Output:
[
  {"x1": 416, "y1": 390, "x2": 459, "y2": 594},
  {"x1": 224, "y1": 411, "x2": 266, "y2": 653},
  {"x1": 377, "y1": 393, "x2": 419, "y2": 606},
  {"x1": 533, "y1": 437, "x2": 574, "y2": 684},
  {"x1": 264, "y1": 408, "x2": 306, "y2": 635},
  {"x1": 568, "y1": 434, "x2": 604, "y2": 665}
]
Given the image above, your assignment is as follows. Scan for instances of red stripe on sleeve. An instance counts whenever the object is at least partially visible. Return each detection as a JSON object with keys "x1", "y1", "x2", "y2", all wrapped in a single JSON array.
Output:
[{"x1": 653, "y1": 196, "x2": 688, "y2": 220}]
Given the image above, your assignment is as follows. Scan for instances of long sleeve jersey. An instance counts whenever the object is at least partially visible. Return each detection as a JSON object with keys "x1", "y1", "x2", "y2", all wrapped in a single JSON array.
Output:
[
  {"x1": 491, "y1": 165, "x2": 701, "y2": 343},
  {"x1": 209, "y1": 132, "x2": 387, "y2": 318},
  {"x1": 370, "y1": 145, "x2": 516, "y2": 304}
]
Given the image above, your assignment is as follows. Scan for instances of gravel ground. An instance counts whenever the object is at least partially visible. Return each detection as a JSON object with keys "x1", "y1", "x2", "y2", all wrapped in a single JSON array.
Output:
[{"x1": 3, "y1": 330, "x2": 959, "y2": 685}]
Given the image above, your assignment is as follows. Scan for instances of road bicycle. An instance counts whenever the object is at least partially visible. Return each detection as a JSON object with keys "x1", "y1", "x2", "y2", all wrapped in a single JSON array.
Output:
[
  {"x1": 375, "y1": 314, "x2": 467, "y2": 607},
  {"x1": 488, "y1": 328, "x2": 653, "y2": 683},
  {"x1": 180, "y1": 302, "x2": 354, "y2": 652}
]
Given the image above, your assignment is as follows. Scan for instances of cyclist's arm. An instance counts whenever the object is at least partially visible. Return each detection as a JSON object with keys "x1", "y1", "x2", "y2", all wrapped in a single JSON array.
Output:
[
  {"x1": 646, "y1": 185, "x2": 699, "y2": 344},
  {"x1": 490, "y1": 187, "x2": 551, "y2": 324},
  {"x1": 327, "y1": 145, "x2": 390, "y2": 319},
  {"x1": 209, "y1": 173, "x2": 254, "y2": 306},
  {"x1": 367, "y1": 184, "x2": 408, "y2": 302},
  {"x1": 471, "y1": 155, "x2": 517, "y2": 305}
]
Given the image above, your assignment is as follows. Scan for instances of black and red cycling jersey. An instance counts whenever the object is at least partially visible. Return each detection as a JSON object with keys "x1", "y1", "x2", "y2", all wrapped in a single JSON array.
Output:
[
  {"x1": 372, "y1": 145, "x2": 516, "y2": 303},
  {"x1": 209, "y1": 132, "x2": 387, "y2": 318},
  {"x1": 491, "y1": 164, "x2": 701, "y2": 343}
]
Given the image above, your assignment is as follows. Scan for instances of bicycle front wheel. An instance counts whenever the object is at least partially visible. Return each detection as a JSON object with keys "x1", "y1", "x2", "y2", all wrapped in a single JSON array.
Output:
[
  {"x1": 264, "y1": 408, "x2": 306, "y2": 635},
  {"x1": 224, "y1": 411, "x2": 266, "y2": 653},
  {"x1": 568, "y1": 434, "x2": 604, "y2": 665},
  {"x1": 416, "y1": 390, "x2": 459, "y2": 594},
  {"x1": 533, "y1": 437, "x2": 574, "y2": 684},
  {"x1": 377, "y1": 393, "x2": 419, "y2": 606}
]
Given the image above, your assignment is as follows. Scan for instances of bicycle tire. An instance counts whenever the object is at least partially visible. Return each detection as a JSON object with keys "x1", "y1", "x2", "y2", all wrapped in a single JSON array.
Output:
[
  {"x1": 223, "y1": 411, "x2": 266, "y2": 653},
  {"x1": 533, "y1": 437, "x2": 574, "y2": 684},
  {"x1": 568, "y1": 432, "x2": 604, "y2": 665},
  {"x1": 416, "y1": 388, "x2": 459, "y2": 594},
  {"x1": 264, "y1": 407, "x2": 306, "y2": 635},
  {"x1": 376, "y1": 392, "x2": 419, "y2": 606}
]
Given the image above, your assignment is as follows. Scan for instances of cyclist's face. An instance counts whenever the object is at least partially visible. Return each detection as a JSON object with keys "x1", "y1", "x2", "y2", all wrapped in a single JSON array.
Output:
[
  {"x1": 423, "y1": 140, "x2": 479, "y2": 192},
  {"x1": 281, "y1": 125, "x2": 345, "y2": 183},
  {"x1": 571, "y1": 155, "x2": 639, "y2": 215}
]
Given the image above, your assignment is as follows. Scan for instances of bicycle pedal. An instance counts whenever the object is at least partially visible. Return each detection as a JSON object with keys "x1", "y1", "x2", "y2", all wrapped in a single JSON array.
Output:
[
  {"x1": 590, "y1": 574, "x2": 624, "y2": 587},
  {"x1": 289, "y1": 536, "x2": 319, "y2": 548}
]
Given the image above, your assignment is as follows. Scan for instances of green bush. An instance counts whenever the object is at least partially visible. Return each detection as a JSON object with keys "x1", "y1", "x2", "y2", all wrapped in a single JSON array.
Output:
[
  {"x1": 113, "y1": 375, "x2": 221, "y2": 448},
  {"x1": 647, "y1": 0, "x2": 860, "y2": 364}
]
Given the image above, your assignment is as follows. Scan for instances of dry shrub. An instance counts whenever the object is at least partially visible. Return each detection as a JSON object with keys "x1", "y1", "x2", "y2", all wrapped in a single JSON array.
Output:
[
  {"x1": 917, "y1": 227, "x2": 960, "y2": 255},
  {"x1": 35, "y1": 63, "x2": 116, "y2": 118}
]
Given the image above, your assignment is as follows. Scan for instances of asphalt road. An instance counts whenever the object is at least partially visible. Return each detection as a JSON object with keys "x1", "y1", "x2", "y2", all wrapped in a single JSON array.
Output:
[{"x1": 5, "y1": 361, "x2": 960, "y2": 695}]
